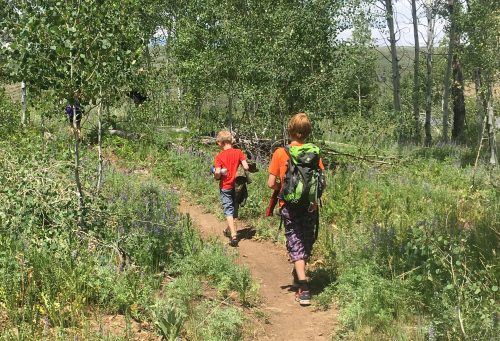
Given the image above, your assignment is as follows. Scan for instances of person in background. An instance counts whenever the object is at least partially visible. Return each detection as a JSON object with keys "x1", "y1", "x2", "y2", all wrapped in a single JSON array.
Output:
[{"x1": 65, "y1": 100, "x2": 83, "y2": 130}]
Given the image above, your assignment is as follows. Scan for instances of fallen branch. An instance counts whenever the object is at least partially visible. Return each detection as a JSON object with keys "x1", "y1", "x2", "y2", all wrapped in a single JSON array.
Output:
[
  {"x1": 322, "y1": 149, "x2": 394, "y2": 165},
  {"x1": 108, "y1": 129, "x2": 141, "y2": 140}
]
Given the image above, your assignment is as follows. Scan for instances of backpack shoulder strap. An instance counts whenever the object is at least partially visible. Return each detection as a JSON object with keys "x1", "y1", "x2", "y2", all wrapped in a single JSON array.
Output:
[{"x1": 283, "y1": 145, "x2": 291, "y2": 158}]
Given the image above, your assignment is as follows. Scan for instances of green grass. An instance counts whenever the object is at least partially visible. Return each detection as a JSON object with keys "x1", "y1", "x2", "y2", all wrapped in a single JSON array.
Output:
[
  {"x1": 103, "y1": 124, "x2": 499, "y2": 340},
  {"x1": 0, "y1": 121, "x2": 256, "y2": 339}
]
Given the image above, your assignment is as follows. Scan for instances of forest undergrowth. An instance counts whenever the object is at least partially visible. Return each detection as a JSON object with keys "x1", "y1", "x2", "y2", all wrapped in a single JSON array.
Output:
[
  {"x1": 1, "y1": 86, "x2": 498, "y2": 340},
  {"x1": 105, "y1": 116, "x2": 499, "y2": 340},
  {"x1": 0, "y1": 104, "x2": 259, "y2": 339}
]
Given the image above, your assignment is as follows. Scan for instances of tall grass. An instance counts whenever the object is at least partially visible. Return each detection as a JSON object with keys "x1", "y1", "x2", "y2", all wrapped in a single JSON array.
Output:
[
  {"x1": 0, "y1": 124, "x2": 254, "y2": 339},
  {"x1": 110, "y1": 127, "x2": 499, "y2": 339}
]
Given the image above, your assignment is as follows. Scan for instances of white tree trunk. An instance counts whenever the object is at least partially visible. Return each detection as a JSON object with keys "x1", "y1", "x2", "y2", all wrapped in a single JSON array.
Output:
[
  {"x1": 70, "y1": 49, "x2": 84, "y2": 229},
  {"x1": 384, "y1": 0, "x2": 402, "y2": 115},
  {"x1": 425, "y1": 0, "x2": 435, "y2": 146},
  {"x1": 72, "y1": 104, "x2": 85, "y2": 228},
  {"x1": 97, "y1": 97, "x2": 104, "y2": 192},
  {"x1": 474, "y1": 69, "x2": 485, "y2": 135},
  {"x1": 442, "y1": 0, "x2": 456, "y2": 143},
  {"x1": 21, "y1": 81, "x2": 27, "y2": 126},
  {"x1": 228, "y1": 85, "x2": 234, "y2": 133},
  {"x1": 486, "y1": 86, "x2": 497, "y2": 166},
  {"x1": 411, "y1": 0, "x2": 421, "y2": 143}
]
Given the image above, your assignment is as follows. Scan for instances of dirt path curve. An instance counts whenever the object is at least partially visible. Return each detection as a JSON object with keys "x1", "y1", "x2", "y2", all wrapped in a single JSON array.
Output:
[{"x1": 179, "y1": 199, "x2": 337, "y2": 341}]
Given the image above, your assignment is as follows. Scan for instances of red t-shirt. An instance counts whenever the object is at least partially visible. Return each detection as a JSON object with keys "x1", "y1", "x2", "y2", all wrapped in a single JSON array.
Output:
[{"x1": 215, "y1": 148, "x2": 246, "y2": 189}]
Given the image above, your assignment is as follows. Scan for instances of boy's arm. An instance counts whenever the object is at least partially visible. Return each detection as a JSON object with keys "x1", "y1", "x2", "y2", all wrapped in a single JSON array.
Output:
[
  {"x1": 214, "y1": 167, "x2": 222, "y2": 180},
  {"x1": 241, "y1": 159, "x2": 249, "y2": 171},
  {"x1": 267, "y1": 174, "x2": 279, "y2": 190},
  {"x1": 214, "y1": 154, "x2": 222, "y2": 180}
]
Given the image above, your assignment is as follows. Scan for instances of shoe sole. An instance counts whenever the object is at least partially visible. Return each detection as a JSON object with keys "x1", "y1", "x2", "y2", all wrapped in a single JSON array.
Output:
[{"x1": 299, "y1": 299, "x2": 311, "y2": 306}]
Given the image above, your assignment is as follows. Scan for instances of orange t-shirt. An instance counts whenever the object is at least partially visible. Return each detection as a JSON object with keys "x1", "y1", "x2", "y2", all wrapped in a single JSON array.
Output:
[
  {"x1": 268, "y1": 142, "x2": 325, "y2": 206},
  {"x1": 215, "y1": 148, "x2": 246, "y2": 189}
]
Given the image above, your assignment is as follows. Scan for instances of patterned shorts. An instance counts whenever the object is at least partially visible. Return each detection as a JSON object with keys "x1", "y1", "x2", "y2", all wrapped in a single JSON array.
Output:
[
  {"x1": 280, "y1": 205, "x2": 318, "y2": 262},
  {"x1": 220, "y1": 188, "x2": 239, "y2": 218}
]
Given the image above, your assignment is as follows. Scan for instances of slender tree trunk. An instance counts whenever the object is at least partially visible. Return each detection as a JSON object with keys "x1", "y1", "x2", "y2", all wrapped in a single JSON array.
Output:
[
  {"x1": 411, "y1": 0, "x2": 421, "y2": 144},
  {"x1": 21, "y1": 81, "x2": 27, "y2": 126},
  {"x1": 425, "y1": 0, "x2": 435, "y2": 146},
  {"x1": 70, "y1": 49, "x2": 84, "y2": 229},
  {"x1": 486, "y1": 85, "x2": 497, "y2": 166},
  {"x1": 227, "y1": 84, "x2": 234, "y2": 132},
  {"x1": 451, "y1": 55, "x2": 466, "y2": 142},
  {"x1": 176, "y1": 81, "x2": 184, "y2": 126},
  {"x1": 442, "y1": 0, "x2": 456, "y2": 143},
  {"x1": 357, "y1": 77, "x2": 362, "y2": 116},
  {"x1": 474, "y1": 68, "x2": 485, "y2": 136},
  {"x1": 72, "y1": 104, "x2": 85, "y2": 228},
  {"x1": 384, "y1": 0, "x2": 402, "y2": 115},
  {"x1": 97, "y1": 97, "x2": 104, "y2": 192},
  {"x1": 195, "y1": 94, "x2": 202, "y2": 121}
]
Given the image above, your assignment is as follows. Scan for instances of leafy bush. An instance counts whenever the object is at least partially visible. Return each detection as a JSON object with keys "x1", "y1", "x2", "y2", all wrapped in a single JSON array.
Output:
[
  {"x1": 0, "y1": 89, "x2": 19, "y2": 135},
  {"x1": 0, "y1": 130, "x2": 253, "y2": 338}
]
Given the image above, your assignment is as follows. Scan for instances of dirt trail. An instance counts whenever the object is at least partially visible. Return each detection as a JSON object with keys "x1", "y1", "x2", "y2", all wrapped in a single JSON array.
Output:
[{"x1": 179, "y1": 199, "x2": 337, "y2": 341}]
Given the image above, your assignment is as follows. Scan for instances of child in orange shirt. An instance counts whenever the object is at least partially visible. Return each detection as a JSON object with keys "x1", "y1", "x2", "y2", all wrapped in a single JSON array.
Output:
[
  {"x1": 267, "y1": 113, "x2": 325, "y2": 305},
  {"x1": 214, "y1": 130, "x2": 249, "y2": 247}
]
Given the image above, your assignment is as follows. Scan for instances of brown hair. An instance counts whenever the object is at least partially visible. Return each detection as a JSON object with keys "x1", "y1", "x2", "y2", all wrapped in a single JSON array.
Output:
[
  {"x1": 287, "y1": 112, "x2": 311, "y2": 141},
  {"x1": 216, "y1": 130, "x2": 233, "y2": 145}
]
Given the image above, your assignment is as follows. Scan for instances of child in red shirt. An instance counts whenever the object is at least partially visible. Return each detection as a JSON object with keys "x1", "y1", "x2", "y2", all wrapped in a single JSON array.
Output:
[{"x1": 214, "y1": 130, "x2": 249, "y2": 247}]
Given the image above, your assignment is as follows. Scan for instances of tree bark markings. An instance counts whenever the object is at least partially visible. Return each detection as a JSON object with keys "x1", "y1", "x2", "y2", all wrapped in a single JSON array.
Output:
[
  {"x1": 411, "y1": 0, "x2": 421, "y2": 144},
  {"x1": 451, "y1": 55, "x2": 466, "y2": 142},
  {"x1": 425, "y1": 0, "x2": 435, "y2": 146},
  {"x1": 384, "y1": 0, "x2": 402, "y2": 116},
  {"x1": 442, "y1": 0, "x2": 456, "y2": 143}
]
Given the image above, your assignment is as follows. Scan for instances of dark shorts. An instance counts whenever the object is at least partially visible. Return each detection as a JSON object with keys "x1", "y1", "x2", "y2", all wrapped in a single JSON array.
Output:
[
  {"x1": 281, "y1": 205, "x2": 318, "y2": 262},
  {"x1": 220, "y1": 188, "x2": 239, "y2": 218}
]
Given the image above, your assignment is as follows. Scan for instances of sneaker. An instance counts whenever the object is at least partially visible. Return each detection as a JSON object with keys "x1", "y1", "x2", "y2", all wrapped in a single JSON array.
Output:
[
  {"x1": 295, "y1": 287, "x2": 311, "y2": 306},
  {"x1": 223, "y1": 227, "x2": 231, "y2": 238},
  {"x1": 229, "y1": 237, "x2": 239, "y2": 247}
]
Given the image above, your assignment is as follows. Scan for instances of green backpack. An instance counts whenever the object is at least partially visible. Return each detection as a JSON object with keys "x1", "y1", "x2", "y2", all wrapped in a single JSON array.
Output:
[{"x1": 280, "y1": 143, "x2": 324, "y2": 208}]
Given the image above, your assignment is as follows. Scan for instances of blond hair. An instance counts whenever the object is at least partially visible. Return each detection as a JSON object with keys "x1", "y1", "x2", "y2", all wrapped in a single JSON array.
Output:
[
  {"x1": 288, "y1": 112, "x2": 312, "y2": 141},
  {"x1": 216, "y1": 130, "x2": 233, "y2": 145}
]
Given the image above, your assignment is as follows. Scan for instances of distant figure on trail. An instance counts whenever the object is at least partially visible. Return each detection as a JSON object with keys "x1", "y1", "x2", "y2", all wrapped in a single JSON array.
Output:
[
  {"x1": 267, "y1": 112, "x2": 326, "y2": 306},
  {"x1": 212, "y1": 130, "x2": 249, "y2": 247},
  {"x1": 65, "y1": 100, "x2": 83, "y2": 130}
]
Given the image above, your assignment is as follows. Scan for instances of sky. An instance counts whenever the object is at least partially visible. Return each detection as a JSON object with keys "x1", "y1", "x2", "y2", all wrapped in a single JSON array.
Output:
[{"x1": 339, "y1": 1, "x2": 446, "y2": 47}]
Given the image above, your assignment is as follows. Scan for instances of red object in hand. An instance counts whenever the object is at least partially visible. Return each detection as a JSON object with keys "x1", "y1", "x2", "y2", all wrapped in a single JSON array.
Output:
[{"x1": 265, "y1": 189, "x2": 280, "y2": 217}]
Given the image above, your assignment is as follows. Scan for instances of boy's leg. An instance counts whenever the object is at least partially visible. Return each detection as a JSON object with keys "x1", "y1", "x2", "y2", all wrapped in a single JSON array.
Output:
[
  {"x1": 293, "y1": 259, "x2": 307, "y2": 281},
  {"x1": 281, "y1": 206, "x2": 315, "y2": 305},
  {"x1": 231, "y1": 194, "x2": 239, "y2": 237},
  {"x1": 226, "y1": 215, "x2": 237, "y2": 238},
  {"x1": 221, "y1": 189, "x2": 238, "y2": 240}
]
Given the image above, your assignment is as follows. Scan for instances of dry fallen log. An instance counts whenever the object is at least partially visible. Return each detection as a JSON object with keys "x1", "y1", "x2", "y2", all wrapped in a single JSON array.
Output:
[{"x1": 108, "y1": 129, "x2": 141, "y2": 140}]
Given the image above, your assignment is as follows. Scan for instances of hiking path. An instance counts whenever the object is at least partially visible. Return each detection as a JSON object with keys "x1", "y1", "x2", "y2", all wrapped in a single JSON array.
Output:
[{"x1": 179, "y1": 199, "x2": 337, "y2": 341}]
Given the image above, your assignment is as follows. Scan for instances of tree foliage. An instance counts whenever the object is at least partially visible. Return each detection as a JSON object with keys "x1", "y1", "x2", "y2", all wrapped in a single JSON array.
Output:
[{"x1": 2, "y1": 0, "x2": 147, "y2": 103}]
